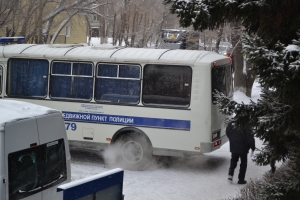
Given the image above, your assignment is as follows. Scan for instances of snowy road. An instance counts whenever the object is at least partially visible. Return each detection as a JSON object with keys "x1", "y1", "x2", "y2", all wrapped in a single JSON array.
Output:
[
  {"x1": 70, "y1": 81, "x2": 269, "y2": 200},
  {"x1": 70, "y1": 138, "x2": 271, "y2": 200}
]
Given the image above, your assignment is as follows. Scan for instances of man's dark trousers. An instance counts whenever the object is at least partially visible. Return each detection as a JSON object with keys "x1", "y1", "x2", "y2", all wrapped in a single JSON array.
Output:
[{"x1": 229, "y1": 153, "x2": 247, "y2": 181}]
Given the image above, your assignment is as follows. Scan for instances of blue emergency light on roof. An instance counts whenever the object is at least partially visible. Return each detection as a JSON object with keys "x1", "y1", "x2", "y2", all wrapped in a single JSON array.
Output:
[{"x1": 0, "y1": 37, "x2": 25, "y2": 43}]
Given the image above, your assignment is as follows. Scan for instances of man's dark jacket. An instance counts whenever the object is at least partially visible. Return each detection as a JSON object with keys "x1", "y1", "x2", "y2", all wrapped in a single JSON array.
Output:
[{"x1": 226, "y1": 123, "x2": 255, "y2": 154}]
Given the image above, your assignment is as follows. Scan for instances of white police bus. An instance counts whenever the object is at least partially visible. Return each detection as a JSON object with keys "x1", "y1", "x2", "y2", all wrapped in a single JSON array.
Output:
[{"x1": 0, "y1": 37, "x2": 233, "y2": 170}]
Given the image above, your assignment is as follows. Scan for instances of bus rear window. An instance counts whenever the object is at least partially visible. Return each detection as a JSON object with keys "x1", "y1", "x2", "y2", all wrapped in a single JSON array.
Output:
[
  {"x1": 212, "y1": 65, "x2": 233, "y2": 103},
  {"x1": 142, "y1": 64, "x2": 192, "y2": 107},
  {"x1": 7, "y1": 59, "x2": 49, "y2": 98},
  {"x1": 8, "y1": 139, "x2": 67, "y2": 200}
]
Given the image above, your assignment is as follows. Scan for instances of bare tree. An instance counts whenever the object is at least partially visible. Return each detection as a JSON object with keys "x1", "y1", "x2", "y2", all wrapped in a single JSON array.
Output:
[
  {"x1": 105, "y1": 0, "x2": 169, "y2": 48},
  {"x1": 214, "y1": 24, "x2": 224, "y2": 54},
  {"x1": 230, "y1": 23, "x2": 255, "y2": 97},
  {"x1": 0, "y1": 0, "x2": 17, "y2": 34},
  {"x1": 45, "y1": 0, "x2": 113, "y2": 44},
  {"x1": 0, "y1": 0, "x2": 113, "y2": 44}
]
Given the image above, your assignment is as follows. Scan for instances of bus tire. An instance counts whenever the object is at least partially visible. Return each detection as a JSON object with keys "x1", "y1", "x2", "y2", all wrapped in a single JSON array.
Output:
[{"x1": 114, "y1": 131, "x2": 152, "y2": 171}]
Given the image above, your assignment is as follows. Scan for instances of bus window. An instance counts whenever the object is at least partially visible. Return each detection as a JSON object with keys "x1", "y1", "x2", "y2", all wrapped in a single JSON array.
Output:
[
  {"x1": 8, "y1": 139, "x2": 67, "y2": 200},
  {"x1": 7, "y1": 59, "x2": 48, "y2": 98},
  {"x1": 50, "y1": 61, "x2": 93, "y2": 100},
  {"x1": 95, "y1": 63, "x2": 141, "y2": 104},
  {"x1": 142, "y1": 64, "x2": 192, "y2": 107},
  {"x1": 0, "y1": 65, "x2": 2, "y2": 95},
  {"x1": 211, "y1": 65, "x2": 233, "y2": 103}
]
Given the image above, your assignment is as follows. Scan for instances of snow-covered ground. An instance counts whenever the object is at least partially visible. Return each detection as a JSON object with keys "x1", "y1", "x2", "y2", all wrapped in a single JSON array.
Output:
[
  {"x1": 71, "y1": 81, "x2": 273, "y2": 200},
  {"x1": 87, "y1": 37, "x2": 124, "y2": 47}
]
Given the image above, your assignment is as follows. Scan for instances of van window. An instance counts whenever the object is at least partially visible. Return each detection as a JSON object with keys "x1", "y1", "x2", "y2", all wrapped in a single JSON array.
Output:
[
  {"x1": 142, "y1": 64, "x2": 192, "y2": 107},
  {"x1": 8, "y1": 139, "x2": 67, "y2": 200},
  {"x1": 7, "y1": 59, "x2": 49, "y2": 98}
]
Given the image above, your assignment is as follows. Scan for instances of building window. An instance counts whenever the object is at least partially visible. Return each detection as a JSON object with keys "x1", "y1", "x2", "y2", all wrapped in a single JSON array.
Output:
[
  {"x1": 95, "y1": 63, "x2": 141, "y2": 104},
  {"x1": 50, "y1": 61, "x2": 93, "y2": 101},
  {"x1": 142, "y1": 64, "x2": 192, "y2": 107},
  {"x1": 65, "y1": 26, "x2": 70, "y2": 37},
  {"x1": 91, "y1": 28, "x2": 99, "y2": 37},
  {"x1": 92, "y1": 14, "x2": 99, "y2": 21}
]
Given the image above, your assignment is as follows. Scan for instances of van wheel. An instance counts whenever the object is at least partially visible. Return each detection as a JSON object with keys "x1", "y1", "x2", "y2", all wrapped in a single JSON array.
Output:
[{"x1": 115, "y1": 132, "x2": 152, "y2": 171}]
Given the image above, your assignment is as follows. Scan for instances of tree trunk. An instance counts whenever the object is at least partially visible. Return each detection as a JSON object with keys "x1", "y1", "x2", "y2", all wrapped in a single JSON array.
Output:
[
  {"x1": 130, "y1": 4, "x2": 138, "y2": 47},
  {"x1": 99, "y1": 5, "x2": 105, "y2": 44},
  {"x1": 85, "y1": 15, "x2": 91, "y2": 46},
  {"x1": 245, "y1": 61, "x2": 256, "y2": 97},
  {"x1": 215, "y1": 24, "x2": 224, "y2": 53},
  {"x1": 112, "y1": 13, "x2": 116, "y2": 45},
  {"x1": 156, "y1": 14, "x2": 165, "y2": 48},
  {"x1": 140, "y1": 13, "x2": 148, "y2": 47},
  {"x1": 43, "y1": 19, "x2": 54, "y2": 44},
  {"x1": 119, "y1": 12, "x2": 125, "y2": 46},
  {"x1": 232, "y1": 24, "x2": 246, "y2": 93},
  {"x1": 37, "y1": 0, "x2": 45, "y2": 44},
  {"x1": 123, "y1": 10, "x2": 130, "y2": 47},
  {"x1": 104, "y1": 23, "x2": 109, "y2": 44},
  {"x1": 231, "y1": 22, "x2": 255, "y2": 97}
]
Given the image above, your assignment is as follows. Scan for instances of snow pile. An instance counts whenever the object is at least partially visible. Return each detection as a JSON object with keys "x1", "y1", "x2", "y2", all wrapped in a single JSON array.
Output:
[
  {"x1": 233, "y1": 80, "x2": 261, "y2": 104},
  {"x1": 286, "y1": 44, "x2": 300, "y2": 52},
  {"x1": 87, "y1": 37, "x2": 123, "y2": 47}
]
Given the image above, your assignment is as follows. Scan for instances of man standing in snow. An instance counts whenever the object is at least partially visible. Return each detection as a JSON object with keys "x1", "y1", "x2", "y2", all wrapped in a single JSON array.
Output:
[{"x1": 226, "y1": 122, "x2": 255, "y2": 184}]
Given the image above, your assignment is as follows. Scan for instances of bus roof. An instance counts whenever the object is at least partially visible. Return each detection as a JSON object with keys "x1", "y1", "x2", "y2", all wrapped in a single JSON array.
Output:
[
  {"x1": 0, "y1": 44, "x2": 230, "y2": 65},
  {"x1": 0, "y1": 100, "x2": 59, "y2": 131}
]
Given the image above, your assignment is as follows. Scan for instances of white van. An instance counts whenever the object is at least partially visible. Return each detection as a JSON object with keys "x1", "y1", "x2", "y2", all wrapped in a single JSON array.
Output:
[{"x1": 0, "y1": 100, "x2": 71, "y2": 200}]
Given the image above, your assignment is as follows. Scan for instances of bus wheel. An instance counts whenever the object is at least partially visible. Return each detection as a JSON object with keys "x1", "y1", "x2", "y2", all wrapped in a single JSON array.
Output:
[{"x1": 115, "y1": 132, "x2": 152, "y2": 171}]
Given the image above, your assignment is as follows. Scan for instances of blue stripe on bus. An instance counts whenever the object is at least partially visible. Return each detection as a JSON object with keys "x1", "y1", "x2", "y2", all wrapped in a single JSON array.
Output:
[{"x1": 62, "y1": 111, "x2": 190, "y2": 130}]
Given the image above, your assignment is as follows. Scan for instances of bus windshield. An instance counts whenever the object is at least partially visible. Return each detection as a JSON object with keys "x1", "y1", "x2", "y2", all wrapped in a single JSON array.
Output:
[{"x1": 8, "y1": 139, "x2": 67, "y2": 200}]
